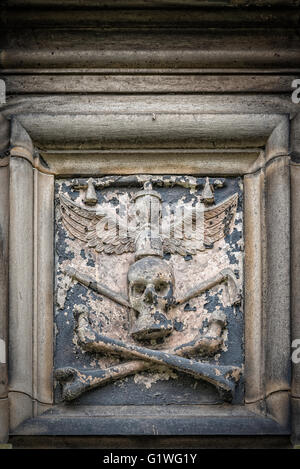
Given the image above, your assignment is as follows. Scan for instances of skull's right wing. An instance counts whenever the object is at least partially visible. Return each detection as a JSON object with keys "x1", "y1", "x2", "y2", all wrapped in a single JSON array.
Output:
[
  {"x1": 161, "y1": 192, "x2": 239, "y2": 256},
  {"x1": 204, "y1": 192, "x2": 239, "y2": 246},
  {"x1": 59, "y1": 193, "x2": 135, "y2": 255}
]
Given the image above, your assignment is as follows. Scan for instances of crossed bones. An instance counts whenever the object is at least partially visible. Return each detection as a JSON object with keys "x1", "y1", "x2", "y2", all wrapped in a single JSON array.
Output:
[{"x1": 55, "y1": 267, "x2": 242, "y2": 402}]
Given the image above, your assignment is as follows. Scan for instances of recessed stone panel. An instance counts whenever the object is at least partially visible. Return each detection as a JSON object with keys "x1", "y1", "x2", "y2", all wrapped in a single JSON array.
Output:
[{"x1": 54, "y1": 175, "x2": 244, "y2": 405}]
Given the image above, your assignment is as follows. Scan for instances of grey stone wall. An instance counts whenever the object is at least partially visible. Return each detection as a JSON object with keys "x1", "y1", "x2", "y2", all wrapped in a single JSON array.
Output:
[{"x1": 0, "y1": 0, "x2": 300, "y2": 449}]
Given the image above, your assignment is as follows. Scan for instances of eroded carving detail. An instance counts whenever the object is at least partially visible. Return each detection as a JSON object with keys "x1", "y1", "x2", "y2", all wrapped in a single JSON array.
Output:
[{"x1": 55, "y1": 176, "x2": 243, "y2": 403}]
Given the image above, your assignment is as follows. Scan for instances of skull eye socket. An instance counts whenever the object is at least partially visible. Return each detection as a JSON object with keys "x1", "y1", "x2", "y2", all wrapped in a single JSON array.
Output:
[
  {"x1": 132, "y1": 283, "x2": 146, "y2": 297},
  {"x1": 155, "y1": 281, "x2": 169, "y2": 295}
]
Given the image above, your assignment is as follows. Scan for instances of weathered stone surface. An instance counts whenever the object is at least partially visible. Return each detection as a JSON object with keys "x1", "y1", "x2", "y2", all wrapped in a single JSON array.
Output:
[
  {"x1": 244, "y1": 169, "x2": 264, "y2": 404},
  {"x1": 54, "y1": 176, "x2": 244, "y2": 405},
  {"x1": 33, "y1": 170, "x2": 54, "y2": 409},
  {"x1": 265, "y1": 156, "x2": 291, "y2": 399},
  {"x1": 9, "y1": 157, "x2": 34, "y2": 430},
  {"x1": 291, "y1": 114, "x2": 300, "y2": 445},
  {"x1": 0, "y1": 114, "x2": 9, "y2": 153},
  {"x1": 0, "y1": 1, "x2": 298, "y2": 446},
  {"x1": 0, "y1": 115, "x2": 9, "y2": 443},
  {"x1": 0, "y1": 164, "x2": 9, "y2": 400},
  {"x1": 0, "y1": 398, "x2": 9, "y2": 443}
]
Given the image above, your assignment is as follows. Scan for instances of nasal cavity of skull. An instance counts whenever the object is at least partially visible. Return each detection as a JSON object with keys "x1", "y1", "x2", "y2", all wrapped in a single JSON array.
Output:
[{"x1": 132, "y1": 281, "x2": 168, "y2": 298}]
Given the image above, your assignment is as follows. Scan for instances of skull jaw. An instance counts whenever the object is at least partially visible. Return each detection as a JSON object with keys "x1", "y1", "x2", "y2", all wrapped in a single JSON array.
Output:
[{"x1": 130, "y1": 311, "x2": 173, "y2": 341}]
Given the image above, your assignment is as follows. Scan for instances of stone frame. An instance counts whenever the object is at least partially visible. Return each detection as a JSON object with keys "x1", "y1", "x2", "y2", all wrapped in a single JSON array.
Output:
[{"x1": 0, "y1": 105, "x2": 299, "y2": 442}]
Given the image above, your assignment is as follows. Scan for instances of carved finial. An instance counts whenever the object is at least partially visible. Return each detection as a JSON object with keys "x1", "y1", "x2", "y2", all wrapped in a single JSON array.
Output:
[
  {"x1": 143, "y1": 180, "x2": 153, "y2": 191},
  {"x1": 72, "y1": 178, "x2": 98, "y2": 205},
  {"x1": 133, "y1": 182, "x2": 163, "y2": 260},
  {"x1": 84, "y1": 178, "x2": 97, "y2": 205},
  {"x1": 201, "y1": 177, "x2": 214, "y2": 205}
]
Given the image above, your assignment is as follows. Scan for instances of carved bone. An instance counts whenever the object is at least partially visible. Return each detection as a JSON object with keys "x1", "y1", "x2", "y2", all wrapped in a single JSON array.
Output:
[{"x1": 72, "y1": 310, "x2": 241, "y2": 402}]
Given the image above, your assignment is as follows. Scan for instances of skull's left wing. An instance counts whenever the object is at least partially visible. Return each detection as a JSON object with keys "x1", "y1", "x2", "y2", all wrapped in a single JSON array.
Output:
[{"x1": 59, "y1": 193, "x2": 135, "y2": 254}]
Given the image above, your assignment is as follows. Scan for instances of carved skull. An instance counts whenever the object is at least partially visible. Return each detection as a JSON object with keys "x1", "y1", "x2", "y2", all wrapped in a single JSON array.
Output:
[{"x1": 128, "y1": 256, "x2": 174, "y2": 341}]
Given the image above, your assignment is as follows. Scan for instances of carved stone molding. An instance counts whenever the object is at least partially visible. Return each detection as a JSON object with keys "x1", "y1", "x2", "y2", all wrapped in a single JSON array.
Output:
[
  {"x1": 0, "y1": 114, "x2": 9, "y2": 443},
  {"x1": 1, "y1": 6, "x2": 299, "y2": 74},
  {"x1": 291, "y1": 113, "x2": 300, "y2": 446},
  {"x1": 0, "y1": 0, "x2": 299, "y2": 449},
  {"x1": 0, "y1": 109, "x2": 297, "y2": 443}
]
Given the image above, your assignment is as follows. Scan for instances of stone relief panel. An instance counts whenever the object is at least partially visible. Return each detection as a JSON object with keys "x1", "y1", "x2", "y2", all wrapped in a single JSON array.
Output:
[{"x1": 54, "y1": 175, "x2": 244, "y2": 405}]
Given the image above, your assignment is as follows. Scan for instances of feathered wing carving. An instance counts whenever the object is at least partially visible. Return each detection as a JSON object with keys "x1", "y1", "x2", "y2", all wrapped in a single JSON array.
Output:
[
  {"x1": 204, "y1": 192, "x2": 239, "y2": 245},
  {"x1": 59, "y1": 191, "x2": 238, "y2": 257},
  {"x1": 162, "y1": 192, "x2": 239, "y2": 255},
  {"x1": 59, "y1": 194, "x2": 135, "y2": 254}
]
